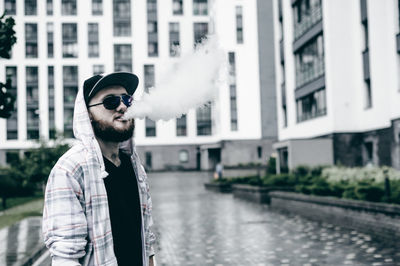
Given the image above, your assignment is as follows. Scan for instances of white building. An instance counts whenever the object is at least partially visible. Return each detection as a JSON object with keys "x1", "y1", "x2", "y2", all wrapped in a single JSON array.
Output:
[
  {"x1": 0, "y1": 0, "x2": 277, "y2": 171},
  {"x1": 272, "y1": 0, "x2": 400, "y2": 171}
]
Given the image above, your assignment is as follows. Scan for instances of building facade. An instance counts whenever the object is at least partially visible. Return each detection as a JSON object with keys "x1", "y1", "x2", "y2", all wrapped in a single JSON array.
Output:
[
  {"x1": 272, "y1": 0, "x2": 400, "y2": 171},
  {"x1": 0, "y1": 0, "x2": 277, "y2": 171}
]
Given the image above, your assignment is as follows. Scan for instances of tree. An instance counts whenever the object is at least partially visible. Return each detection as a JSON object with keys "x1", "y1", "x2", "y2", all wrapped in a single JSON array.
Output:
[{"x1": 0, "y1": 11, "x2": 17, "y2": 118}]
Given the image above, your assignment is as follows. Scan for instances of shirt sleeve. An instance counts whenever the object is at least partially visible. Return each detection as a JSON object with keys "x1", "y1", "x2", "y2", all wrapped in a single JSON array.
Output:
[{"x1": 42, "y1": 164, "x2": 88, "y2": 261}]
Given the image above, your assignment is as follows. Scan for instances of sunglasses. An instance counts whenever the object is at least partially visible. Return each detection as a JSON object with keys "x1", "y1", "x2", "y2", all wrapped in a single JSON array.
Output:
[{"x1": 88, "y1": 94, "x2": 133, "y2": 110}]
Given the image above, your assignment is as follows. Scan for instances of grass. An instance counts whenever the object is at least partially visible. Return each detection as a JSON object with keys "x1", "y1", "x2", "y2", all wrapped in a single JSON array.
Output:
[
  {"x1": 0, "y1": 197, "x2": 44, "y2": 230},
  {"x1": 0, "y1": 193, "x2": 43, "y2": 212}
]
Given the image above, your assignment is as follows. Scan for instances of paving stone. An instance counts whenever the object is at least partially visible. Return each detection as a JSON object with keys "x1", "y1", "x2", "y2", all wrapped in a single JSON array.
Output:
[{"x1": 149, "y1": 172, "x2": 400, "y2": 266}]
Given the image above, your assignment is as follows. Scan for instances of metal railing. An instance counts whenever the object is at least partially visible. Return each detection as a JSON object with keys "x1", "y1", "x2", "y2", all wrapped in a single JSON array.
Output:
[{"x1": 294, "y1": 7, "x2": 322, "y2": 40}]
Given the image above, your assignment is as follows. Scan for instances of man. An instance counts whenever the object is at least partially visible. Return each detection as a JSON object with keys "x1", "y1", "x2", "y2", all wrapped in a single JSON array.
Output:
[{"x1": 43, "y1": 72, "x2": 156, "y2": 266}]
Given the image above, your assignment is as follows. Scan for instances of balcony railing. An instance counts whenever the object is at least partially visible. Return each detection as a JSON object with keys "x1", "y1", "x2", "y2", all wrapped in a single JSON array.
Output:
[
  {"x1": 295, "y1": 57, "x2": 325, "y2": 88},
  {"x1": 294, "y1": 7, "x2": 322, "y2": 40}
]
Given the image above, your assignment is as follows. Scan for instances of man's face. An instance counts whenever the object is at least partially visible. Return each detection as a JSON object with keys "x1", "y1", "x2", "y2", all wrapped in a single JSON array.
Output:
[{"x1": 88, "y1": 85, "x2": 135, "y2": 142}]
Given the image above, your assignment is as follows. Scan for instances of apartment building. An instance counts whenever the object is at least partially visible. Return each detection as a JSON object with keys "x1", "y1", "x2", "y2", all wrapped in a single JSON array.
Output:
[
  {"x1": 272, "y1": 0, "x2": 400, "y2": 171},
  {"x1": 0, "y1": 0, "x2": 277, "y2": 171}
]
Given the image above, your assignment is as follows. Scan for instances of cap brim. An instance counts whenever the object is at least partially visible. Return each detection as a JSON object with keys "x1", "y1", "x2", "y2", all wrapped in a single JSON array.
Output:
[{"x1": 88, "y1": 72, "x2": 139, "y2": 98}]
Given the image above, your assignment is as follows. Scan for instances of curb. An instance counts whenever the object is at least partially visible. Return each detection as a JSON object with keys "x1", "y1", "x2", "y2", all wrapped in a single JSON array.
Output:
[{"x1": 20, "y1": 244, "x2": 48, "y2": 266}]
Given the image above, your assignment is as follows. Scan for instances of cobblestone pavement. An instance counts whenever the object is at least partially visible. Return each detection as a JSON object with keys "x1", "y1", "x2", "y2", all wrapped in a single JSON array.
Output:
[
  {"x1": 0, "y1": 216, "x2": 43, "y2": 266},
  {"x1": 149, "y1": 172, "x2": 400, "y2": 266}
]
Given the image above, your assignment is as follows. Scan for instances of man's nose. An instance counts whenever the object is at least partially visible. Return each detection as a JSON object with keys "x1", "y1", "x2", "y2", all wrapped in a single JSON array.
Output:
[{"x1": 116, "y1": 99, "x2": 128, "y2": 112}]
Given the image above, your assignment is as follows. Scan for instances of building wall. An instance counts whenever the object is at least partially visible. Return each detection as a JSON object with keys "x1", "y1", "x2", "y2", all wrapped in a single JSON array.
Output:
[{"x1": 0, "y1": 0, "x2": 278, "y2": 169}]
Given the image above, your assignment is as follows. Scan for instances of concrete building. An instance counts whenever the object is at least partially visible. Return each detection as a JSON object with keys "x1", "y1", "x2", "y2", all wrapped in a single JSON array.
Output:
[
  {"x1": 272, "y1": 0, "x2": 400, "y2": 172},
  {"x1": 0, "y1": 0, "x2": 277, "y2": 171}
]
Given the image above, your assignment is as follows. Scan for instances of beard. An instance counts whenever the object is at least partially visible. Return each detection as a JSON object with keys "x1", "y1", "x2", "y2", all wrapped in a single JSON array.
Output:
[{"x1": 91, "y1": 117, "x2": 135, "y2": 142}]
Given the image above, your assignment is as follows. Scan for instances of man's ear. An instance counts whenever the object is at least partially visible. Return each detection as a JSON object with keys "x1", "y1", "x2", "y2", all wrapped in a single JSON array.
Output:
[{"x1": 88, "y1": 111, "x2": 94, "y2": 122}]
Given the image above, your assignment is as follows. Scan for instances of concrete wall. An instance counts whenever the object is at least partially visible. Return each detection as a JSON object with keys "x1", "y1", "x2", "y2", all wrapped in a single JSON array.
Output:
[
  {"x1": 257, "y1": 0, "x2": 277, "y2": 139},
  {"x1": 270, "y1": 191, "x2": 400, "y2": 243}
]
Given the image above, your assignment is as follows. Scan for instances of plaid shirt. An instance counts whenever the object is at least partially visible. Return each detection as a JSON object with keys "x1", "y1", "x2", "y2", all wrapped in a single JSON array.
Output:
[{"x1": 43, "y1": 88, "x2": 156, "y2": 266}]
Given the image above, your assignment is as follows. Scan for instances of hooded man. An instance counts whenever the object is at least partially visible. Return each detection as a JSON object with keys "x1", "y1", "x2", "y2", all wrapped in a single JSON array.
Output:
[{"x1": 42, "y1": 72, "x2": 156, "y2": 266}]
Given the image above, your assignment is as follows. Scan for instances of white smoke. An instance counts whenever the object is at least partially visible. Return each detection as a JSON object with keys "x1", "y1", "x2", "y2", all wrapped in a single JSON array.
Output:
[{"x1": 123, "y1": 35, "x2": 226, "y2": 121}]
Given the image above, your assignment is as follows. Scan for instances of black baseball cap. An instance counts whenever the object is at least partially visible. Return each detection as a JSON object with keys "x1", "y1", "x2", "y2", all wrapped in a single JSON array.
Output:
[{"x1": 83, "y1": 72, "x2": 139, "y2": 105}]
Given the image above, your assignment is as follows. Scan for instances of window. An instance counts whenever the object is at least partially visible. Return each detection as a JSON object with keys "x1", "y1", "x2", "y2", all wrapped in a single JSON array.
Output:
[
  {"x1": 92, "y1": 0, "x2": 103, "y2": 15},
  {"x1": 61, "y1": 0, "x2": 77, "y2": 15},
  {"x1": 48, "y1": 66, "x2": 56, "y2": 139},
  {"x1": 228, "y1": 52, "x2": 238, "y2": 131},
  {"x1": 362, "y1": 21, "x2": 369, "y2": 51},
  {"x1": 296, "y1": 88, "x2": 326, "y2": 122},
  {"x1": 25, "y1": 0, "x2": 37, "y2": 15},
  {"x1": 145, "y1": 152, "x2": 152, "y2": 169},
  {"x1": 62, "y1": 23, "x2": 78, "y2": 58},
  {"x1": 236, "y1": 6, "x2": 243, "y2": 44},
  {"x1": 113, "y1": 0, "x2": 131, "y2": 36},
  {"x1": 5, "y1": 0, "x2": 16, "y2": 15},
  {"x1": 193, "y1": 23, "x2": 208, "y2": 47},
  {"x1": 179, "y1": 150, "x2": 189, "y2": 163},
  {"x1": 176, "y1": 114, "x2": 187, "y2": 136},
  {"x1": 169, "y1": 22, "x2": 180, "y2": 57},
  {"x1": 26, "y1": 66, "x2": 39, "y2": 140},
  {"x1": 6, "y1": 67, "x2": 17, "y2": 140},
  {"x1": 147, "y1": 0, "x2": 158, "y2": 57},
  {"x1": 295, "y1": 34, "x2": 324, "y2": 88},
  {"x1": 364, "y1": 79, "x2": 372, "y2": 109},
  {"x1": 88, "y1": 23, "x2": 99, "y2": 58},
  {"x1": 193, "y1": 0, "x2": 207, "y2": 15},
  {"x1": 47, "y1": 0, "x2": 53, "y2": 15},
  {"x1": 364, "y1": 141, "x2": 373, "y2": 165},
  {"x1": 6, "y1": 151, "x2": 20, "y2": 166},
  {"x1": 25, "y1": 23, "x2": 38, "y2": 58},
  {"x1": 172, "y1": 0, "x2": 183, "y2": 15},
  {"x1": 196, "y1": 105, "x2": 212, "y2": 136},
  {"x1": 293, "y1": 0, "x2": 322, "y2": 40},
  {"x1": 257, "y1": 146, "x2": 262, "y2": 159},
  {"x1": 114, "y1": 44, "x2": 132, "y2": 72},
  {"x1": 93, "y1": 64, "x2": 104, "y2": 75},
  {"x1": 278, "y1": 147, "x2": 289, "y2": 173},
  {"x1": 47, "y1": 23, "x2": 54, "y2": 58},
  {"x1": 144, "y1": 65, "x2": 156, "y2": 137},
  {"x1": 63, "y1": 66, "x2": 78, "y2": 138}
]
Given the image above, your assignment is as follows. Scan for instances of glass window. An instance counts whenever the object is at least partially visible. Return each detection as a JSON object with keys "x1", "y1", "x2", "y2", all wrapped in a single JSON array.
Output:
[
  {"x1": 25, "y1": 0, "x2": 37, "y2": 15},
  {"x1": 236, "y1": 6, "x2": 243, "y2": 44},
  {"x1": 93, "y1": 64, "x2": 104, "y2": 75},
  {"x1": 5, "y1": 0, "x2": 16, "y2": 15},
  {"x1": 196, "y1": 105, "x2": 212, "y2": 136},
  {"x1": 179, "y1": 150, "x2": 189, "y2": 163},
  {"x1": 26, "y1": 66, "x2": 39, "y2": 139},
  {"x1": 62, "y1": 23, "x2": 78, "y2": 58},
  {"x1": 6, "y1": 66, "x2": 17, "y2": 140},
  {"x1": 48, "y1": 66, "x2": 56, "y2": 139},
  {"x1": 296, "y1": 88, "x2": 326, "y2": 122},
  {"x1": 113, "y1": 0, "x2": 131, "y2": 36},
  {"x1": 193, "y1": 0, "x2": 207, "y2": 15},
  {"x1": 228, "y1": 52, "x2": 238, "y2": 131},
  {"x1": 293, "y1": 0, "x2": 322, "y2": 40},
  {"x1": 147, "y1": 0, "x2": 158, "y2": 57},
  {"x1": 63, "y1": 66, "x2": 78, "y2": 138},
  {"x1": 92, "y1": 0, "x2": 103, "y2": 15},
  {"x1": 88, "y1": 23, "x2": 99, "y2": 58},
  {"x1": 172, "y1": 0, "x2": 183, "y2": 15},
  {"x1": 47, "y1": 23, "x2": 54, "y2": 58},
  {"x1": 364, "y1": 80, "x2": 372, "y2": 109},
  {"x1": 47, "y1": 0, "x2": 53, "y2": 15},
  {"x1": 193, "y1": 23, "x2": 208, "y2": 47},
  {"x1": 144, "y1": 64, "x2": 156, "y2": 137},
  {"x1": 145, "y1": 119, "x2": 156, "y2": 137},
  {"x1": 61, "y1": 0, "x2": 77, "y2": 15},
  {"x1": 114, "y1": 44, "x2": 132, "y2": 72},
  {"x1": 295, "y1": 34, "x2": 324, "y2": 88},
  {"x1": 25, "y1": 23, "x2": 38, "y2": 58},
  {"x1": 176, "y1": 114, "x2": 187, "y2": 136},
  {"x1": 169, "y1": 22, "x2": 180, "y2": 57}
]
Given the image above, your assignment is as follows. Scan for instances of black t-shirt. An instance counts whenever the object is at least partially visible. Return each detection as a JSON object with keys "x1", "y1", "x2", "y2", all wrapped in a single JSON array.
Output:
[{"x1": 103, "y1": 152, "x2": 143, "y2": 266}]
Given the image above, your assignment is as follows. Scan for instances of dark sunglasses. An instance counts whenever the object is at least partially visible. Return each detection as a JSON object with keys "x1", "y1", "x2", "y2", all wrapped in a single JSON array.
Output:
[{"x1": 88, "y1": 94, "x2": 133, "y2": 110}]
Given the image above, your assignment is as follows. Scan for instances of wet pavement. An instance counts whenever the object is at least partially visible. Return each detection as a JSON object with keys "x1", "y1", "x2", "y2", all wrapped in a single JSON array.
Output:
[
  {"x1": 0, "y1": 216, "x2": 43, "y2": 266},
  {"x1": 149, "y1": 172, "x2": 400, "y2": 266}
]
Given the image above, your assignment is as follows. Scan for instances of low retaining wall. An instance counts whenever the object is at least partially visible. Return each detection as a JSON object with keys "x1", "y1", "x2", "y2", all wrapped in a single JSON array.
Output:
[
  {"x1": 269, "y1": 191, "x2": 400, "y2": 243},
  {"x1": 232, "y1": 185, "x2": 293, "y2": 204},
  {"x1": 204, "y1": 183, "x2": 232, "y2": 193}
]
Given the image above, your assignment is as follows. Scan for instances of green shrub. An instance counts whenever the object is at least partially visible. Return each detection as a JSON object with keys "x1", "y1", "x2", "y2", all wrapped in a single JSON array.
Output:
[
  {"x1": 262, "y1": 173, "x2": 296, "y2": 187},
  {"x1": 266, "y1": 157, "x2": 276, "y2": 175},
  {"x1": 354, "y1": 182, "x2": 384, "y2": 202}
]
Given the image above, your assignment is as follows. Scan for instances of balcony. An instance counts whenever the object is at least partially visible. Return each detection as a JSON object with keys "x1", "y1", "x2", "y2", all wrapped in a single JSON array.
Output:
[
  {"x1": 362, "y1": 49, "x2": 370, "y2": 81},
  {"x1": 397, "y1": 33, "x2": 400, "y2": 54},
  {"x1": 295, "y1": 57, "x2": 325, "y2": 89},
  {"x1": 294, "y1": 7, "x2": 322, "y2": 41},
  {"x1": 281, "y1": 82, "x2": 286, "y2": 106},
  {"x1": 360, "y1": 0, "x2": 367, "y2": 22},
  {"x1": 280, "y1": 39, "x2": 284, "y2": 64}
]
